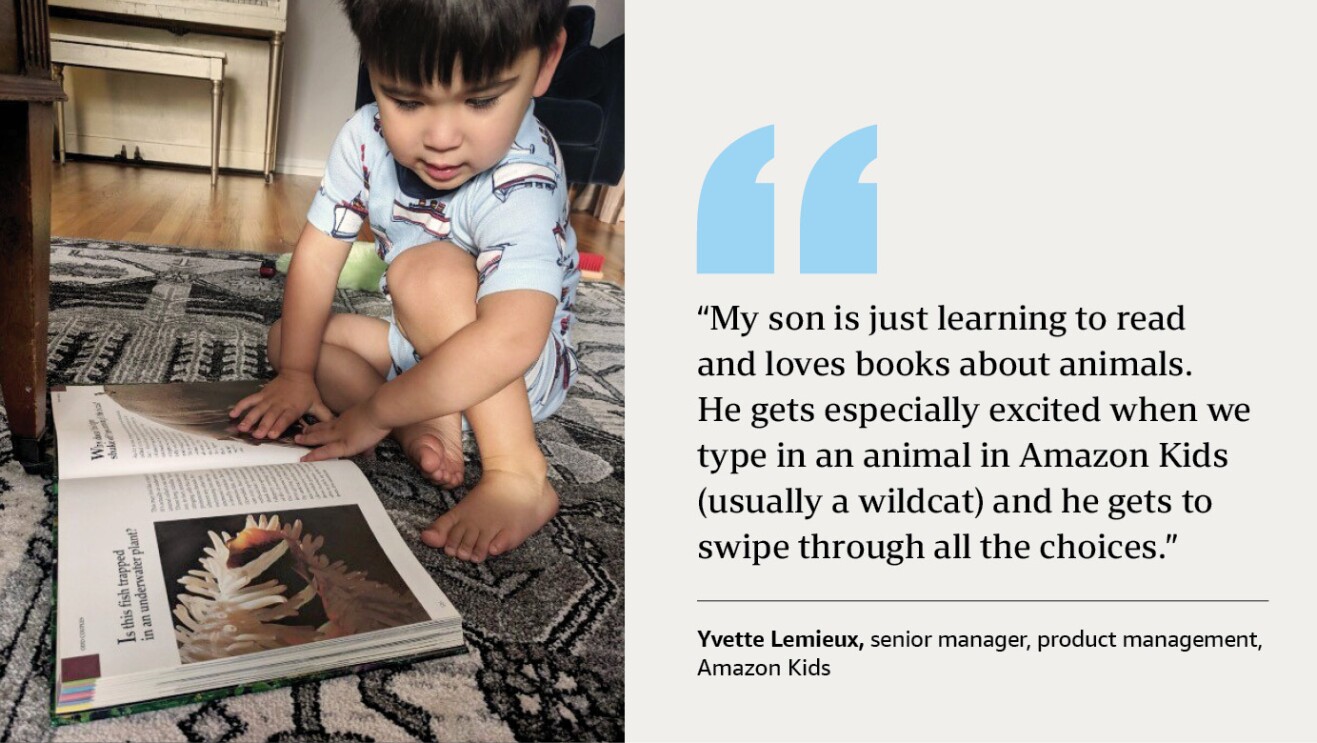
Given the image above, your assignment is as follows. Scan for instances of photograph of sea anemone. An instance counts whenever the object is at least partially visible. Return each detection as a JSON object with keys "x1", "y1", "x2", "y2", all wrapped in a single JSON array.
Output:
[
  {"x1": 103, "y1": 381, "x2": 311, "y2": 445},
  {"x1": 154, "y1": 507, "x2": 429, "y2": 664}
]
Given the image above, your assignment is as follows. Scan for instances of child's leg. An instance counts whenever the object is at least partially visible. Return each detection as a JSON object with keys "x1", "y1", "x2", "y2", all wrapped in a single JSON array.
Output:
[
  {"x1": 268, "y1": 311, "x2": 465, "y2": 487},
  {"x1": 378, "y1": 244, "x2": 480, "y2": 489},
  {"x1": 421, "y1": 377, "x2": 559, "y2": 562},
  {"x1": 268, "y1": 314, "x2": 392, "y2": 410},
  {"x1": 386, "y1": 243, "x2": 558, "y2": 562}
]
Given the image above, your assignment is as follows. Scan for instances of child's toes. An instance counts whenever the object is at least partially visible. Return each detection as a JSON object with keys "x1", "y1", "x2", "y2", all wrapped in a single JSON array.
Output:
[
  {"x1": 446, "y1": 468, "x2": 465, "y2": 489},
  {"x1": 472, "y1": 529, "x2": 501, "y2": 563},
  {"x1": 439, "y1": 463, "x2": 462, "y2": 489},
  {"x1": 423, "y1": 512, "x2": 458, "y2": 550},
  {"x1": 444, "y1": 524, "x2": 470, "y2": 557},
  {"x1": 415, "y1": 444, "x2": 441, "y2": 476},
  {"x1": 456, "y1": 528, "x2": 481, "y2": 561}
]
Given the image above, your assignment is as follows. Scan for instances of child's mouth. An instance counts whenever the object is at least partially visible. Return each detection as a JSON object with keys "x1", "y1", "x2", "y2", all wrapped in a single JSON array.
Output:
[{"x1": 424, "y1": 163, "x2": 461, "y2": 181}]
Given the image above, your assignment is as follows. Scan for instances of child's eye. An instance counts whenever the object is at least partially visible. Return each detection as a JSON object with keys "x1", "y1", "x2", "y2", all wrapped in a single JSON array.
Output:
[
  {"x1": 468, "y1": 96, "x2": 500, "y2": 110},
  {"x1": 391, "y1": 98, "x2": 422, "y2": 112}
]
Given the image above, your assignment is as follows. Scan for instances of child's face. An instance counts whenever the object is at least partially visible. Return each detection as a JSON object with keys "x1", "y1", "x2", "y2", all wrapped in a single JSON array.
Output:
[{"x1": 369, "y1": 36, "x2": 564, "y2": 191}]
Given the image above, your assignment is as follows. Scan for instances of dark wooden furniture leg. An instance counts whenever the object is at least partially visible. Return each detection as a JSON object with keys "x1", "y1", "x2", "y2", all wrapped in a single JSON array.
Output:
[
  {"x1": 0, "y1": 101, "x2": 54, "y2": 472},
  {"x1": 2, "y1": 0, "x2": 62, "y2": 473}
]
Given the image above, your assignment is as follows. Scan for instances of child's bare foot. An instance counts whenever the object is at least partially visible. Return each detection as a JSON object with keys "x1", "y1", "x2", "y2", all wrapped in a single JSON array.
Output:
[
  {"x1": 420, "y1": 455, "x2": 558, "y2": 562},
  {"x1": 395, "y1": 415, "x2": 465, "y2": 488}
]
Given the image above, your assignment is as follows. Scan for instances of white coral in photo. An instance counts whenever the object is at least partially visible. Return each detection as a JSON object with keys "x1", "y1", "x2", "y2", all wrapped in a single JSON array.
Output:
[{"x1": 173, "y1": 514, "x2": 427, "y2": 663}]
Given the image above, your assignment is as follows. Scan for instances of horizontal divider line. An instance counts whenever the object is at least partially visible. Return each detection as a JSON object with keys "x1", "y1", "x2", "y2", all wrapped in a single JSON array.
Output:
[{"x1": 697, "y1": 599, "x2": 1269, "y2": 603}]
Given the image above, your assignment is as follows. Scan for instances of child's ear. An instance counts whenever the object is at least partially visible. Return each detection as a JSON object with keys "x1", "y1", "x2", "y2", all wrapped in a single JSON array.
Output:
[{"x1": 532, "y1": 28, "x2": 567, "y2": 97}]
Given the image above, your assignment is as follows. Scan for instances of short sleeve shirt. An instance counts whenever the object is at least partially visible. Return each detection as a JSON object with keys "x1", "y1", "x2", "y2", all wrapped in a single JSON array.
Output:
[{"x1": 306, "y1": 101, "x2": 580, "y2": 346}]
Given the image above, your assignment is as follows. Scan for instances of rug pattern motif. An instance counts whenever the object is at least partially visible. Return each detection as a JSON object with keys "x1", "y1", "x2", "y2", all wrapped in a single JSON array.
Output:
[{"x1": 0, "y1": 238, "x2": 624, "y2": 742}]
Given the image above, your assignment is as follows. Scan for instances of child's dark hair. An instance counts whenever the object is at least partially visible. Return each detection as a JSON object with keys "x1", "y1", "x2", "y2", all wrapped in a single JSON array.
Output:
[{"x1": 341, "y1": 0, "x2": 569, "y2": 88}]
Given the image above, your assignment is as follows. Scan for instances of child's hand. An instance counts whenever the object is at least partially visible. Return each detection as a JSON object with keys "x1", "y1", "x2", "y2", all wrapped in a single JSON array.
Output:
[
  {"x1": 296, "y1": 403, "x2": 391, "y2": 462},
  {"x1": 230, "y1": 372, "x2": 335, "y2": 439}
]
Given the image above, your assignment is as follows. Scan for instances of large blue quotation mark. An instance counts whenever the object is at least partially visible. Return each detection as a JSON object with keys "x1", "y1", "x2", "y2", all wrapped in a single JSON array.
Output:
[
  {"x1": 800, "y1": 126, "x2": 877, "y2": 274},
  {"x1": 697, "y1": 125, "x2": 775, "y2": 274},
  {"x1": 696, "y1": 125, "x2": 877, "y2": 274}
]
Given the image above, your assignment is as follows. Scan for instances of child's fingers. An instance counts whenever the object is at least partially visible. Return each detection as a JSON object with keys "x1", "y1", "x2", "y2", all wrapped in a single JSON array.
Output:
[
  {"x1": 254, "y1": 408, "x2": 296, "y2": 439},
  {"x1": 295, "y1": 420, "x2": 336, "y2": 447},
  {"x1": 236, "y1": 400, "x2": 273, "y2": 432},
  {"x1": 300, "y1": 442, "x2": 342, "y2": 463},
  {"x1": 295, "y1": 416, "x2": 384, "y2": 459},
  {"x1": 229, "y1": 391, "x2": 265, "y2": 418},
  {"x1": 309, "y1": 400, "x2": 335, "y2": 424}
]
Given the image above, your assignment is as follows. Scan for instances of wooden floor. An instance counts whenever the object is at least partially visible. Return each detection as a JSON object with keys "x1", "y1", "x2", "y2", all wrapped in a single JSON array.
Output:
[{"x1": 49, "y1": 159, "x2": 626, "y2": 285}]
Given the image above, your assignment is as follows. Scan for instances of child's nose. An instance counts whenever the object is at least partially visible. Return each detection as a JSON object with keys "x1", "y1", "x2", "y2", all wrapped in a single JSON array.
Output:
[{"x1": 423, "y1": 115, "x2": 462, "y2": 151}]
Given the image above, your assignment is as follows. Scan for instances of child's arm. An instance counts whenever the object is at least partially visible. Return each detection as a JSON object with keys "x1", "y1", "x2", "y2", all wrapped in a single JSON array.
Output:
[
  {"x1": 294, "y1": 288, "x2": 555, "y2": 461},
  {"x1": 383, "y1": 288, "x2": 557, "y2": 414},
  {"x1": 232, "y1": 106, "x2": 372, "y2": 437},
  {"x1": 230, "y1": 223, "x2": 351, "y2": 437}
]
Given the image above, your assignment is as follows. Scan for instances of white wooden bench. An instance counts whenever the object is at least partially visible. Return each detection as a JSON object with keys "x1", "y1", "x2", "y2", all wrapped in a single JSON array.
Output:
[{"x1": 50, "y1": 32, "x2": 226, "y2": 185}]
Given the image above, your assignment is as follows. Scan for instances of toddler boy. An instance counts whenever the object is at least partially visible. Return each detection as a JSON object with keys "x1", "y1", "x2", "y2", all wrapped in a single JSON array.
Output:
[{"x1": 230, "y1": 0, "x2": 578, "y2": 563}]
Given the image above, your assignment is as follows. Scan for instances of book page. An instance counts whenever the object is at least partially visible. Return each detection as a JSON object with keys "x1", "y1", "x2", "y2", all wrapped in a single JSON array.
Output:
[
  {"x1": 54, "y1": 460, "x2": 457, "y2": 712},
  {"x1": 52, "y1": 382, "x2": 309, "y2": 480}
]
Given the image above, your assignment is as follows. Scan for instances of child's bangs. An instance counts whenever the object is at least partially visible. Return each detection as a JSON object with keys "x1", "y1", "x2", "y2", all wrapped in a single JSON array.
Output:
[{"x1": 348, "y1": 0, "x2": 564, "y2": 89}]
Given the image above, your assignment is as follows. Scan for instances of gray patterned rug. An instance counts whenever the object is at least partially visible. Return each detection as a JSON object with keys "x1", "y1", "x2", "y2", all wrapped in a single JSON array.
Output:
[{"x1": 0, "y1": 238, "x2": 624, "y2": 742}]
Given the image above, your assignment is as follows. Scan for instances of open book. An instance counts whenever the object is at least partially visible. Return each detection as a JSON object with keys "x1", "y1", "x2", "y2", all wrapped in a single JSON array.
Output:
[{"x1": 50, "y1": 381, "x2": 465, "y2": 725}]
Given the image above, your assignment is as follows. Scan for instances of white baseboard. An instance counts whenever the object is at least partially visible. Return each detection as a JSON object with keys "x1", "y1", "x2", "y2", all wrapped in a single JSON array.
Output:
[
  {"x1": 67, "y1": 134, "x2": 265, "y2": 171},
  {"x1": 275, "y1": 157, "x2": 326, "y2": 178}
]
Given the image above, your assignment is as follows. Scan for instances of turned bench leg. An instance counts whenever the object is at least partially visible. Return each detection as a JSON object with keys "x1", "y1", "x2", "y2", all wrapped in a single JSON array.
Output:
[
  {"x1": 52, "y1": 64, "x2": 65, "y2": 164},
  {"x1": 211, "y1": 79, "x2": 222, "y2": 186}
]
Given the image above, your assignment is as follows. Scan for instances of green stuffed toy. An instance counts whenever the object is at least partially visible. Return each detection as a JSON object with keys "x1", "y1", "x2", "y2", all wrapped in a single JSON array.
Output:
[{"x1": 275, "y1": 241, "x2": 387, "y2": 291}]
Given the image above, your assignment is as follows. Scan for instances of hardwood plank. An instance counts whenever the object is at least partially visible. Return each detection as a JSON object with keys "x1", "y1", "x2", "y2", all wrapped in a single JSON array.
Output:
[{"x1": 50, "y1": 159, "x2": 625, "y2": 285}]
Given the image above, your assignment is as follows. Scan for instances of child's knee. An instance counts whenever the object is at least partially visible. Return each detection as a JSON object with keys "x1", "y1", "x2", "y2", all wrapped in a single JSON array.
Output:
[{"x1": 387, "y1": 243, "x2": 478, "y2": 307}]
